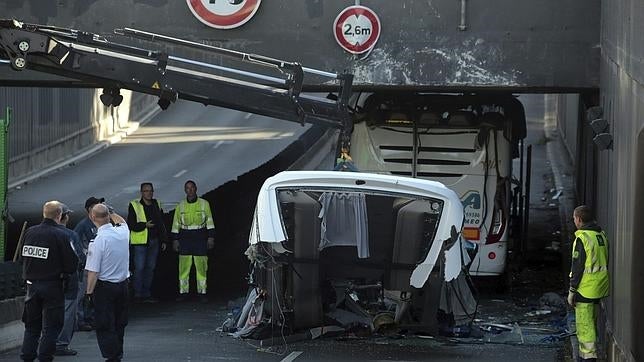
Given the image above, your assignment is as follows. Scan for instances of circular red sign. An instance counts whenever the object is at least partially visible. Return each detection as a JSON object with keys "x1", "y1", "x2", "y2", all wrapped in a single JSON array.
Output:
[
  {"x1": 187, "y1": 0, "x2": 261, "y2": 29},
  {"x1": 333, "y1": 5, "x2": 381, "y2": 54}
]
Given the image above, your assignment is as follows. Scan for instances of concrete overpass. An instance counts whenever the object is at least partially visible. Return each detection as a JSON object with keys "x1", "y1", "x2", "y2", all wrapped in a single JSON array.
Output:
[{"x1": 0, "y1": 0, "x2": 599, "y2": 91}]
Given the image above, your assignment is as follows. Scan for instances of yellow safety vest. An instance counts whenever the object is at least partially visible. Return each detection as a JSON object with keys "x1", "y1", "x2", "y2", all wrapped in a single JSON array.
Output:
[
  {"x1": 130, "y1": 199, "x2": 161, "y2": 245},
  {"x1": 171, "y1": 198, "x2": 215, "y2": 233},
  {"x1": 573, "y1": 229, "x2": 609, "y2": 299}
]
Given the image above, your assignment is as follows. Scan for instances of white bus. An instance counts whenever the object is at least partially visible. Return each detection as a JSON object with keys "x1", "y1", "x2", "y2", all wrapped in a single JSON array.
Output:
[{"x1": 349, "y1": 93, "x2": 526, "y2": 284}]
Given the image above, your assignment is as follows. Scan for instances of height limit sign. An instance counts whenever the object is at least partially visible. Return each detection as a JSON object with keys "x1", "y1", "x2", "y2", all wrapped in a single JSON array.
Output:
[{"x1": 333, "y1": 5, "x2": 381, "y2": 55}]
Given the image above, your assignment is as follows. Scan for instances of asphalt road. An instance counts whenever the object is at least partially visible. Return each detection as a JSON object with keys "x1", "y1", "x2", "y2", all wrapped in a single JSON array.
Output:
[
  {"x1": 0, "y1": 297, "x2": 565, "y2": 362},
  {"x1": 8, "y1": 100, "x2": 309, "y2": 223}
]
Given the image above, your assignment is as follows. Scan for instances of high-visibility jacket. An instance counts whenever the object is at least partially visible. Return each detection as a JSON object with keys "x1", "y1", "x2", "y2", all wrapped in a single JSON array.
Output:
[
  {"x1": 573, "y1": 229, "x2": 609, "y2": 299},
  {"x1": 171, "y1": 198, "x2": 214, "y2": 233},
  {"x1": 130, "y1": 199, "x2": 162, "y2": 245}
]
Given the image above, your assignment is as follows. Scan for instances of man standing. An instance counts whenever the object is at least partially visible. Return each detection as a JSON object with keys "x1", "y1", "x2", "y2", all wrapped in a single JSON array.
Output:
[
  {"x1": 171, "y1": 180, "x2": 215, "y2": 302},
  {"x1": 73, "y1": 196, "x2": 104, "y2": 331},
  {"x1": 20, "y1": 201, "x2": 78, "y2": 362},
  {"x1": 54, "y1": 204, "x2": 84, "y2": 356},
  {"x1": 127, "y1": 182, "x2": 167, "y2": 302},
  {"x1": 85, "y1": 204, "x2": 130, "y2": 362},
  {"x1": 568, "y1": 205, "x2": 610, "y2": 362}
]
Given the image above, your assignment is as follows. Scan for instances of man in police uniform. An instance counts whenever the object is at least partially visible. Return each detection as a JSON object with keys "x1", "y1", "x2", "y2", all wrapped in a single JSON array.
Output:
[
  {"x1": 85, "y1": 204, "x2": 130, "y2": 362},
  {"x1": 171, "y1": 180, "x2": 215, "y2": 302},
  {"x1": 20, "y1": 201, "x2": 78, "y2": 362},
  {"x1": 127, "y1": 182, "x2": 167, "y2": 302},
  {"x1": 568, "y1": 205, "x2": 610, "y2": 361}
]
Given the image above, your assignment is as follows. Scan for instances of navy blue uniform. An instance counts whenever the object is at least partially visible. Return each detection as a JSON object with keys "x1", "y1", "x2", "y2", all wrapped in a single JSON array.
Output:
[{"x1": 20, "y1": 218, "x2": 78, "y2": 362}]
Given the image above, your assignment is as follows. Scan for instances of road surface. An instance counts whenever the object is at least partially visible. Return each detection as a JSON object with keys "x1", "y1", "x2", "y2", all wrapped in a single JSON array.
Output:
[{"x1": 8, "y1": 100, "x2": 309, "y2": 223}]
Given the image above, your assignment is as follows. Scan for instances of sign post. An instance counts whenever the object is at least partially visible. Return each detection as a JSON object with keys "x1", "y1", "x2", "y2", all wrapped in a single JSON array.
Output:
[{"x1": 333, "y1": 5, "x2": 381, "y2": 55}]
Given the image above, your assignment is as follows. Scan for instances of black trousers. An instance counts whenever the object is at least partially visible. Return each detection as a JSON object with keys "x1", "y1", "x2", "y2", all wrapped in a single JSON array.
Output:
[
  {"x1": 20, "y1": 280, "x2": 64, "y2": 362},
  {"x1": 94, "y1": 279, "x2": 129, "y2": 362}
]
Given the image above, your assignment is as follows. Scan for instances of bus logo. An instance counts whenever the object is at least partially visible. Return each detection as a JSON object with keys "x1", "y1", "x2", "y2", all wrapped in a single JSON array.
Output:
[{"x1": 461, "y1": 191, "x2": 482, "y2": 226}]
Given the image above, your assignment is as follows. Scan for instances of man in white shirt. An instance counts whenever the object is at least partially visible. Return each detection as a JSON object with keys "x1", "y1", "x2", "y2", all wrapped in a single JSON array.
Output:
[{"x1": 84, "y1": 204, "x2": 129, "y2": 362}]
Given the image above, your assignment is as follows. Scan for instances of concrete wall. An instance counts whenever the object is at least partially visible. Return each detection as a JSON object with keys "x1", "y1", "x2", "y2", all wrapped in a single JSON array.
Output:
[
  {"x1": 554, "y1": 87, "x2": 638, "y2": 361},
  {"x1": 0, "y1": 0, "x2": 600, "y2": 90},
  {"x1": 553, "y1": 86, "x2": 640, "y2": 361},
  {"x1": 598, "y1": 60, "x2": 638, "y2": 362},
  {"x1": 0, "y1": 88, "x2": 158, "y2": 186},
  {"x1": 556, "y1": 94, "x2": 580, "y2": 162},
  {"x1": 598, "y1": 0, "x2": 644, "y2": 360}
]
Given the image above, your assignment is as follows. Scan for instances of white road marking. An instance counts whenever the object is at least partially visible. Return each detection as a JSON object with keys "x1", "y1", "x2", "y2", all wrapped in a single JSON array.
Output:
[
  {"x1": 280, "y1": 351, "x2": 303, "y2": 362},
  {"x1": 173, "y1": 169, "x2": 188, "y2": 178},
  {"x1": 244, "y1": 112, "x2": 253, "y2": 119},
  {"x1": 212, "y1": 140, "x2": 234, "y2": 149},
  {"x1": 210, "y1": 357, "x2": 241, "y2": 360}
]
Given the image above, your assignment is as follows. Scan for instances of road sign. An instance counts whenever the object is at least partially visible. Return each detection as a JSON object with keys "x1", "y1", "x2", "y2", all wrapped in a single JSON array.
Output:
[
  {"x1": 333, "y1": 5, "x2": 381, "y2": 55},
  {"x1": 186, "y1": 0, "x2": 262, "y2": 29}
]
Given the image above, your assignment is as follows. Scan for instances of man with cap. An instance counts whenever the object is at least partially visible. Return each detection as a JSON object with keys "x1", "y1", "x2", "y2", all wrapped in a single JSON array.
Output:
[
  {"x1": 73, "y1": 196, "x2": 104, "y2": 331},
  {"x1": 54, "y1": 204, "x2": 83, "y2": 356},
  {"x1": 20, "y1": 201, "x2": 78, "y2": 361}
]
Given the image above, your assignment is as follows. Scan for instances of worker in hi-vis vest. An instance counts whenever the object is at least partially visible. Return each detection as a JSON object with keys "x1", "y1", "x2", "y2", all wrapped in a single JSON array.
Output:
[
  {"x1": 568, "y1": 205, "x2": 609, "y2": 362},
  {"x1": 171, "y1": 180, "x2": 215, "y2": 303},
  {"x1": 127, "y1": 182, "x2": 168, "y2": 303}
]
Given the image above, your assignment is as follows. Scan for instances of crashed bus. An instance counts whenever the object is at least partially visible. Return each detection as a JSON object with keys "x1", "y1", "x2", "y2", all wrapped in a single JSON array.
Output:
[
  {"x1": 235, "y1": 171, "x2": 476, "y2": 338},
  {"x1": 350, "y1": 93, "x2": 527, "y2": 287}
]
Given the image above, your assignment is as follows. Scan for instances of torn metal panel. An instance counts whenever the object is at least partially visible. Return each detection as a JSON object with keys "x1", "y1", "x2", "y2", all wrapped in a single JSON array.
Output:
[
  {"x1": 444, "y1": 237, "x2": 471, "y2": 282},
  {"x1": 326, "y1": 308, "x2": 372, "y2": 331},
  {"x1": 439, "y1": 273, "x2": 477, "y2": 325}
]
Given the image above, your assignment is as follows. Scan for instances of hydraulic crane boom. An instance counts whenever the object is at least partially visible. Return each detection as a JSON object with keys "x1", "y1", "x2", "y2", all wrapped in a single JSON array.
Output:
[{"x1": 0, "y1": 19, "x2": 353, "y2": 130}]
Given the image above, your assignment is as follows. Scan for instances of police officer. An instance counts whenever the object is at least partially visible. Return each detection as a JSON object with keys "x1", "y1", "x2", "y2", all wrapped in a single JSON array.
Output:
[
  {"x1": 84, "y1": 203, "x2": 130, "y2": 362},
  {"x1": 127, "y1": 182, "x2": 167, "y2": 302},
  {"x1": 171, "y1": 180, "x2": 215, "y2": 302},
  {"x1": 20, "y1": 201, "x2": 79, "y2": 362},
  {"x1": 568, "y1": 205, "x2": 610, "y2": 361}
]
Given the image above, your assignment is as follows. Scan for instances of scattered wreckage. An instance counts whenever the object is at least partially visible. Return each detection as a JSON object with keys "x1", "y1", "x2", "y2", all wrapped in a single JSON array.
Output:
[{"x1": 228, "y1": 171, "x2": 477, "y2": 342}]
